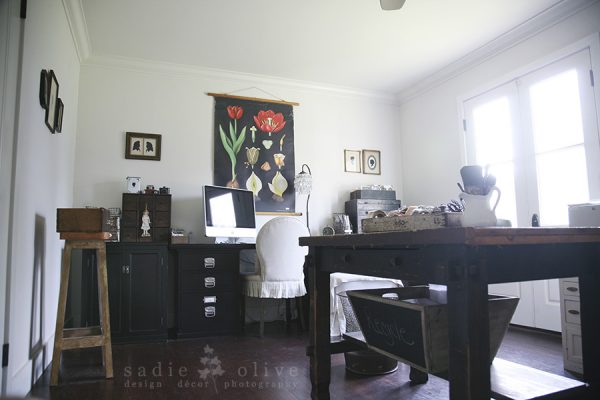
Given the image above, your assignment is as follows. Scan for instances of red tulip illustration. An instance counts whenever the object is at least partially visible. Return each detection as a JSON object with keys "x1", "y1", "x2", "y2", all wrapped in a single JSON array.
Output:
[
  {"x1": 253, "y1": 110, "x2": 286, "y2": 136},
  {"x1": 227, "y1": 105, "x2": 243, "y2": 120}
]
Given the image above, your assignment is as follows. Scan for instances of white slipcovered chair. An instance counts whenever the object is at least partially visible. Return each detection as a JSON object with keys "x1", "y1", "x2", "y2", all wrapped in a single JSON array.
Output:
[{"x1": 242, "y1": 217, "x2": 309, "y2": 336}]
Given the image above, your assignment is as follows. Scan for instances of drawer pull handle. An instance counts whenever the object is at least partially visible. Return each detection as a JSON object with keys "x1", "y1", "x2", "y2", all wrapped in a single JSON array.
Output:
[
  {"x1": 205, "y1": 306, "x2": 216, "y2": 318},
  {"x1": 204, "y1": 277, "x2": 216, "y2": 288},
  {"x1": 204, "y1": 258, "x2": 215, "y2": 268},
  {"x1": 568, "y1": 309, "x2": 580, "y2": 315},
  {"x1": 567, "y1": 287, "x2": 578, "y2": 292},
  {"x1": 203, "y1": 296, "x2": 217, "y2": 304}
]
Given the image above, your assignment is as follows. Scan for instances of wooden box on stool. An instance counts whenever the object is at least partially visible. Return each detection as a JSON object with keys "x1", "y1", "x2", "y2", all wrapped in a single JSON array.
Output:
[
  {"x1": 57, "y1": 208, "x2": 111, "y2": 233},
  {"x1": 52, "y1": 208, "x2": 113, "y2": 385}
]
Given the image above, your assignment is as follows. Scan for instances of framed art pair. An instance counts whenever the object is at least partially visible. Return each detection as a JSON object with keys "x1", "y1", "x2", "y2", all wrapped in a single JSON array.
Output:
[
  {"x1": 344, "y1": 149, "x2": 381, "y2": 175},
  {"x1": 39, "y1": 69, "x2": 63, "y2": 133},
  {"x1": 125, "y1": 132, "x2": 162, "y2": 161}
]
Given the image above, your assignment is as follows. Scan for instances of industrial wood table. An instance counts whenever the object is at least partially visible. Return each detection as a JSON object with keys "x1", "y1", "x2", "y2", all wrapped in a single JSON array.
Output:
[{"x1": 300, "y1": 227, "x2": 600, "y2": 400}]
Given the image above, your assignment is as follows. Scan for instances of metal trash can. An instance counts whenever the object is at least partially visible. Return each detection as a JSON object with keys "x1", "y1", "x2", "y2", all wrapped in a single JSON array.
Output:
[{"x1": 335, "y1": 280, "x2": 399, "y2": 375}]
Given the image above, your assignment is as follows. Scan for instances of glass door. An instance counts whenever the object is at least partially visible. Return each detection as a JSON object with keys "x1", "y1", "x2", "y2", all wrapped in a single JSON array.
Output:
[
  {"x1": 519, "y1": 49, "x2": 600, "y2": 226},
  {"x1": 463, "y1": 48, "x2": 599, "y2": 331}
]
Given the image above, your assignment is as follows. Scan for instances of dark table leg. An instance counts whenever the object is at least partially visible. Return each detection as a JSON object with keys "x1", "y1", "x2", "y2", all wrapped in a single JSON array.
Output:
[
  {"x1": 447, "y1": 256, "x2": 490, "y2": 400},
  {"x1": 578, "y1": 244, "x2": 600, "y2": 397},
  {"x1": 308, "y1": 253, "x2": 331, "y2": 400}
]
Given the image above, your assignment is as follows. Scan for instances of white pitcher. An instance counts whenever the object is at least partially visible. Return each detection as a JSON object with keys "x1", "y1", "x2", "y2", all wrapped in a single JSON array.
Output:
[{"x1": 459, "y1": 186, "x2": 501, "y2": 227}]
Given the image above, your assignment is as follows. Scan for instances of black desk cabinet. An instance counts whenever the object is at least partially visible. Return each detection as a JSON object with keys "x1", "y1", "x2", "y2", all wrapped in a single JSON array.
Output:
[
  {"x1": 77, "y1": 243, "x2": 167, "y2": 343},
  {"x1": 106, "y1": 243, "x2": 168, "y2": 343},
  {"x1": 172, "y1": 244, "x2": 251, "y2": 338}
]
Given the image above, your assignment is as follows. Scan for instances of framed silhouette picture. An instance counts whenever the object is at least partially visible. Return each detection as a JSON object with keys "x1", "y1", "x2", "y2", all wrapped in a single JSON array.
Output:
[
  {"x1": 125, "y1": 132, "x2": 161, "y2": 161},
  {"x1": 362, "y1": 149, "x2": 381, "y2": 175}
]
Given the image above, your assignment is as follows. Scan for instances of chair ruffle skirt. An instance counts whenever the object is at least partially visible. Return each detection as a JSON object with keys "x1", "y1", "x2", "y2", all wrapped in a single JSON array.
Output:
[{"x1": 244, "y1": 279, "x2": 307, "y2": 299}]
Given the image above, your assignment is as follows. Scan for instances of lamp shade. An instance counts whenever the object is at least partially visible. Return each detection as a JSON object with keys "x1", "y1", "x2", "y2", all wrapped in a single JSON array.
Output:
[
  {"x1": 294, "y1": 164, "x2": 312, "y2": 230},
  {"x1": 294, "y1": 164, "x2": 312, "y2": 195}
]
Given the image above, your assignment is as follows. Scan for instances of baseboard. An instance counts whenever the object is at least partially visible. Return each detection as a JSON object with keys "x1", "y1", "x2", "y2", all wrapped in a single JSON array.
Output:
[{"x1": 509, "y1": 323, "x2": 561, "y2": 337}]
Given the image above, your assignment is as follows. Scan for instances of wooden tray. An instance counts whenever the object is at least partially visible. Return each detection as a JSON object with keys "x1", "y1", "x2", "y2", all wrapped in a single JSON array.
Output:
[{"x1": 362, "y1": 213, "x2": 462, "y2": 233}]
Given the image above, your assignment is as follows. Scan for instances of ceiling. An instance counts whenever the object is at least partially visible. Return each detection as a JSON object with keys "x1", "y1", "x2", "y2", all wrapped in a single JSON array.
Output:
[{"x1": 80, "y1": 0, "x2": 568, "y2": 96}]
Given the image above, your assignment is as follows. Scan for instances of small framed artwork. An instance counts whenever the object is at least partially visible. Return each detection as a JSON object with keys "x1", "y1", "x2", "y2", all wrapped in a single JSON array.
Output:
[
  {"x1": 55, "y1": 98, "x2": 64, "y2": 133},
  {"x1": 344, "y1": 149, "x2": 362, "y2": 173},
  {"x1": 45, "y1": 70, "x2": 59, "y2": 133},
  {"x1": 125, "y1": 132, "x2": 162, "y2": 161},
  {"x1": 362, "y1": 149, "x2": 381, "y2": 175},
  {"x1": 39, "y1": 69, "x2": 48, "y2": 109}
]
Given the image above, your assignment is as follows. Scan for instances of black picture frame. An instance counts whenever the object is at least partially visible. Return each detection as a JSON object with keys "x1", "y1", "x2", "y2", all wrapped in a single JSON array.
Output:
[
  {"x1": 55, "y1": 98, "x2": 64, "y2": 133},
  {"x1": 45, "y1": 70, "x2": 59, "y2": 133},
  {"x1": 39, "y1": 69, "x2": 48, "y2": 109},
  {"x1": 125, "y1": 132, "x2": 162, "y2": 161}
]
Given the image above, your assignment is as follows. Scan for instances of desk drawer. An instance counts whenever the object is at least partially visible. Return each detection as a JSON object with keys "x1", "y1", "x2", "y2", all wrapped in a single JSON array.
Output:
[
  {"x1": 178, "y1": 292, "x2": 239, "y2": 336},
  {"x1": 560, "y1": 279, "x2": 580, "y2": 298},
  {"x1": 179, "y1": 269, "x2": 238, "y2": 292},
  {"x1": 178, "y1": 252, "x2": 237, "y2": 271},
  {"x1": 563, "y1": 299, "x2": 581, "y2": 325}
]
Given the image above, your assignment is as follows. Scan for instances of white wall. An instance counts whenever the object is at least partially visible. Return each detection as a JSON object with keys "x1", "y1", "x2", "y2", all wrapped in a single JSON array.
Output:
[
  {"x1": 0, "y1": 0, "x2": 23, "y2": 394},
  {"x1": 4, "y1": 0, "x2": 80, "y2": 395},
  {"x1": 74, "y1": 62, "x2": 402, "y2": 239},
  {"x1": 398, "y1": 2, "x2": 600, "y2": 207}
]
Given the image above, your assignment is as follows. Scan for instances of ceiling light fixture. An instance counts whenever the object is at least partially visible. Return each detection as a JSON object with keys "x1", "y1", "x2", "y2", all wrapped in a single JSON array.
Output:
[{"x1": 380, "y1": 0, "x2": 407, "y2": 10}]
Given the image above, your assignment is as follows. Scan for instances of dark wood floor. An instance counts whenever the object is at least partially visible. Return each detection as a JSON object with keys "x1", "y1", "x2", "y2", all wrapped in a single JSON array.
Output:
[{"x1": 28, "y1": 324, "x2": 580, "y2": 400}]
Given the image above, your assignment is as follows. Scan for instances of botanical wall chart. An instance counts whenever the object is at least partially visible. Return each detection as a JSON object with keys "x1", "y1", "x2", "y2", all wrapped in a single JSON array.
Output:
[{"x1": 212, "y1": 95, "x2": 296, "y2": 213}]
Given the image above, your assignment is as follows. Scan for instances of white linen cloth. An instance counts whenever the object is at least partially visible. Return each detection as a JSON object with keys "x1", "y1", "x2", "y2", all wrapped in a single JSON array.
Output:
[{"x1": 330, "y1": 273, "x2": 403, "y2": 337}]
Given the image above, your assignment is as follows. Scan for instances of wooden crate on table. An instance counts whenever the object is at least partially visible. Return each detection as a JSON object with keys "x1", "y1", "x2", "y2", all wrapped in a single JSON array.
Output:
[{"x1": 361, "y1": 212, "x2": 462, "y2": 233}]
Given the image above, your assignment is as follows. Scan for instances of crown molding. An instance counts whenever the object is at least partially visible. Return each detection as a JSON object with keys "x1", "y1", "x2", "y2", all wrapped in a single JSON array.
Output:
[
  {"x1": 82, "y1": 54, "x2": 398, "y2": 104},
  {"x1": 62, "y1": 0, "x2": 91, "y2": 62},
  {"x1": 395, "y1": 0, "x2": 600, "y2": 104},
  {"x1": 60, "y1": 0, "x2": 395, "y2": 103},
  {"x1": 62, "y1": 0, "x2": 593, "y2": 105}
]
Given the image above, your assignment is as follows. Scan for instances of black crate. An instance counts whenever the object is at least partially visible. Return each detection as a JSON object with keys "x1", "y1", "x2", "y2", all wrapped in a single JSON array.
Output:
[
  {"x1": 345, "y1": 199, "x2": 401, "y2": 233},
  {"x1": 350, "y1": 189, "x2": 397, "y2": 200}
]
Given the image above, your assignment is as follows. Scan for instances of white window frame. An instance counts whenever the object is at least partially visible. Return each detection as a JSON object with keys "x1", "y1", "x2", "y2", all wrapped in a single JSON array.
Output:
[
  {"x1": 458, "y1": 32, "x2": 600, "y2": 163},
  {"x1": 457, "y1": 33, "x2": 600, "y2": 226}
]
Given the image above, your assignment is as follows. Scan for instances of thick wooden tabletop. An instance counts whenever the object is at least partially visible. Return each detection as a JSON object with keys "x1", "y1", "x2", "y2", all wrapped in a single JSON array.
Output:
[
  {"x1": 304, "y1": 226, "x2": 600, "y2": 399},
  {"x1": 299, "y1": 227, "x2": 600, "y2": 247}
]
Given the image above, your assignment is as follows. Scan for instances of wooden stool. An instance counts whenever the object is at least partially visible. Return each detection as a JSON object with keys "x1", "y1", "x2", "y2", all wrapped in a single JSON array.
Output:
[{"x1": 50, "y1": 232, "x2": 113, "y2": 385}]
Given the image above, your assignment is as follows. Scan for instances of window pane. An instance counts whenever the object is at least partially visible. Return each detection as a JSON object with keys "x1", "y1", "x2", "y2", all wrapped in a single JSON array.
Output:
[
  {"x1": 536, "y1": 145, "x2": 589, "y2": 226},
  {"x1": 529, "y1": 69, "x2": 584, "y2": 153},
  {"x1": 472, "y1": 97, "x2": 514, "y2": 164}
]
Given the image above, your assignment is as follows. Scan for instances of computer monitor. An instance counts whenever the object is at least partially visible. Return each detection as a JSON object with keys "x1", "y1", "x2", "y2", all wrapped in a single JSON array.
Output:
[{"x1": 203, "y1": 185, "x2": 256, "y2": 240}]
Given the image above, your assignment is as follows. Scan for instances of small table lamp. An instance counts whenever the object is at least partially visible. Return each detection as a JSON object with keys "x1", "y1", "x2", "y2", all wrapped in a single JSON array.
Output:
[{"x1": 294, "y1": 164, "x2": 312, "y2": 230}]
